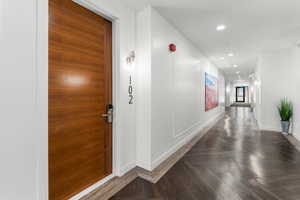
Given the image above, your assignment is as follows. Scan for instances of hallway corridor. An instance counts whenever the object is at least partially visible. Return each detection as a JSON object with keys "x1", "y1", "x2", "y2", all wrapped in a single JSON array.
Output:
[{"x1": 111, "y1": 107, "x2": 300, "y2": 200}]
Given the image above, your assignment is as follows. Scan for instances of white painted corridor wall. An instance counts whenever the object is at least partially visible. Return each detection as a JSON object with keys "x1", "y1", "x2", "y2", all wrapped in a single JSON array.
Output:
[
  {"x1": 136, "y1": 7, "x2": 226, "y2": 170},
  {"x1": 257, "y1": 47, "x2": 300, "y2": 139},
  {"x1": 151, "y1": 8, "x2": 225, "y2": 167},
  {"x1": 0, "y1": 1, "x2": 43, "y2": 199}
]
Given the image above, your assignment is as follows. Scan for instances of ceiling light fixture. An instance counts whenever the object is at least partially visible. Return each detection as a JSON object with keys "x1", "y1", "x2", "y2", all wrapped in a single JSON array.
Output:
[
  {"x1": 216, "y1": 25, "x2": 226, "y2": 31},
  {"x1": 236, "y1": 71, "x2": 240, "y2": 74},
  {"x1": 228, "y1": 53, "x2": 234, "y2": 57},
  {"x1": 233, "y1": 64, "x2": 238, "y2": 68},
  {"x1": 220, "y1": 57, "x2": 225, "y2": 60}
]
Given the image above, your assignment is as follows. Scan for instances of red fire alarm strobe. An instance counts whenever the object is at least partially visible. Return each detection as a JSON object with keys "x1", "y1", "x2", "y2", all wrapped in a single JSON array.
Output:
[{"x1": 169, "y1": 43, "x2": 176, "y2": 52}]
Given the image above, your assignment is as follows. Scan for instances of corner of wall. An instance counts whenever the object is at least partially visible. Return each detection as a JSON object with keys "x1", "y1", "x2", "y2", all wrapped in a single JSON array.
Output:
[
  {"x1": 118, "y1": 162, "x2": 136, "y2": 176},
  {"x1": 135, "y1": 6, "x2": 153, "y2": 171}
]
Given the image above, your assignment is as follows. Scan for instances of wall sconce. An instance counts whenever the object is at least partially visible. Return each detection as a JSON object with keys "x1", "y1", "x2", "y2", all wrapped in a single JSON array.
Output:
[{"x1": 126, "y1": 51, "x2": 135, "y2": 64}]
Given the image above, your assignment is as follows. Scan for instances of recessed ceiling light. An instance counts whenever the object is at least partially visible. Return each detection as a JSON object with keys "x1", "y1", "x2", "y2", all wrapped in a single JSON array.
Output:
[
  {"x1": 216, "y1": 25, "x2": 226, "y2": 31},
  {"x1": 233, "y1": 64, "x2": 238, "y2": 68},
  {"x1": 220, "y1": 57, "x2": 225, "y2": 60},
  {"x1": 228, "y1": 53, "x2": 234, "y2": 57},
  {"x1": 236, "y1": 71, "x2": 240, "y2": 74}
]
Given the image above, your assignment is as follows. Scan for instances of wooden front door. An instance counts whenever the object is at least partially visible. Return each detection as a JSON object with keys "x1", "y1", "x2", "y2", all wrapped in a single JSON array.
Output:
[{"x1": 49, "y1": 0, "x2": 112, "y2": 199}]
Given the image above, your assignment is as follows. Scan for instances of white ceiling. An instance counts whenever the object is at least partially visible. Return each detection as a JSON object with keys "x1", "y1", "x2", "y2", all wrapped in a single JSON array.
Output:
[{"x1": 121, "y1": 0, "x2": 300, "y2": 80}]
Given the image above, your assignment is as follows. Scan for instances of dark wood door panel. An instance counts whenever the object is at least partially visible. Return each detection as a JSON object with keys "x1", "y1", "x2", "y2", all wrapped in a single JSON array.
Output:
[{"x1": 49, "y1": 0, "x2": 112, "y2": 199}]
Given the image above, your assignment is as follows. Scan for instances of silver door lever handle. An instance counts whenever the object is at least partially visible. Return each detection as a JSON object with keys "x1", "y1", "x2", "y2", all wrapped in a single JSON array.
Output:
[{"x1": 101, "y1": 108, "x2": 113, "y2": 123}]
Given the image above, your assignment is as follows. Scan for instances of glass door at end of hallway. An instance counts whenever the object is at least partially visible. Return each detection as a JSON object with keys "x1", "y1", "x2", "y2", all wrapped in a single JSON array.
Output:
[{"x1": 236, "y1": 87, "x2": 246, "y2": 102}]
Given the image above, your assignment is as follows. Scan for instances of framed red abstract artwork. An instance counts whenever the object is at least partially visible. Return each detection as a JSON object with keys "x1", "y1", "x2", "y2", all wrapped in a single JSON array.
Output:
[{"x1": 205, "y1": 72, "x2": 219, "y2": 111}]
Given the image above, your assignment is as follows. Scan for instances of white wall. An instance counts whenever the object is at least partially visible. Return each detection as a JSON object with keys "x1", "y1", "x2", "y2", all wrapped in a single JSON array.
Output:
[
  {"x1": 136, "y1": 7, "x2": 152, "y2": 170},
  {"x1": 1, "y1": 0, "x2": 137, "y2": 199},
  {"x1": 256, "y1": 47, "x2": 300, "y2": 139},
  {"x1": 151, "y1": 8, "x2": 225, "y2": 168},
  {"x1": 136, "y1": 7, "x2": 225, "y2": 170},
  {"x1": 225, "y1": 81, "x2": 232, "y2": 107},
  {"x1": 0, "y1": 1, "x2": 46, "y2": 200},
  {"x1": 252, "y1": 65, "x2": 262, "y2": 123}
]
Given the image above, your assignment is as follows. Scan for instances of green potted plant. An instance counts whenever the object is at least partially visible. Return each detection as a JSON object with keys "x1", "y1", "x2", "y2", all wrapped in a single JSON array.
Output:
[{"x1": 277, "y1": 98, "x2": 293, "y2": 134}]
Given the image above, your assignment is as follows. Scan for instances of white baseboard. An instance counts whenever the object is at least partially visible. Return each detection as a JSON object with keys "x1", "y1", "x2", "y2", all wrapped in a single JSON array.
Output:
[
  {"x1": 174, "y1": 119, "x2": 203, "y2": 138},
  {"x1": 294, "y1": 134, "x2": 300, "y2": 141},
  {"x1": 260, "y1": 125, "x2": 280, "y2": 133},
  {"x1": 69, "y1": 174, "x2": 114, "y2": 200},
  {"x1": 118, "y1": 162, "x2": 136, "y2": 177},
  {"x1": 151, "y1": 112, "x2": 224, "y2": 170},
  {"x1": 284, "y1": 135, "x2": 300, "y2": 152}
]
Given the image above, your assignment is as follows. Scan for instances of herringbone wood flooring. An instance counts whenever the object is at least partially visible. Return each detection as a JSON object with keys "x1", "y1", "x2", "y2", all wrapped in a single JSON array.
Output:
[{"x1": 111, "y1": 107, "x2": 300, "y2": 200}]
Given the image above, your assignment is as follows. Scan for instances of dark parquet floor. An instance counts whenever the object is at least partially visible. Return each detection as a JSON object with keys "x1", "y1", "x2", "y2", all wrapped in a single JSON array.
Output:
[{"x1": 110, "y1": 107, "x2": 300, "y2": 200}]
